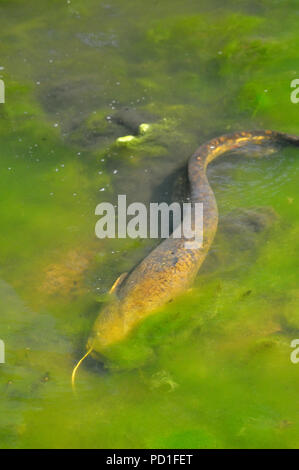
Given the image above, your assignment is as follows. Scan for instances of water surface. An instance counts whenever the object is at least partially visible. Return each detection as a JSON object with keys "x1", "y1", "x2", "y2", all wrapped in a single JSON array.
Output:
[{"x1": 0, "y1": 0, "x2": 299, "y2": 449}]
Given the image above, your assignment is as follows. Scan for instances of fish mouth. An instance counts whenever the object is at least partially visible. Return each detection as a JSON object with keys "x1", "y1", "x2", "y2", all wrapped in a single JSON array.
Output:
[{"x1": 86, "y1": 334, "x2": 107, "y2": 361}]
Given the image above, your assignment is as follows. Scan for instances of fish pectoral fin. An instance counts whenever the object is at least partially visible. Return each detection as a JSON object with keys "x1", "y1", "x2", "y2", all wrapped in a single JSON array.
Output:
[{"x1": 109, "y1": 272, "x2": 128, "y2": 295}]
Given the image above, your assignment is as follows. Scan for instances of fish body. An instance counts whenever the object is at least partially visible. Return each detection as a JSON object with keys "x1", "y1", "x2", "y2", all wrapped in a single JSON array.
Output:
[{"x1": 87, "y1": 130, "x2": 299, "y2": 356}]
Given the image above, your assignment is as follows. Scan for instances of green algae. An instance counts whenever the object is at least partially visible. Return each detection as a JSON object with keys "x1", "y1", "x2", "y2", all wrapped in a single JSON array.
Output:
[{"x1": 0, "y1": 0, "x2": 299, "y2": 450}]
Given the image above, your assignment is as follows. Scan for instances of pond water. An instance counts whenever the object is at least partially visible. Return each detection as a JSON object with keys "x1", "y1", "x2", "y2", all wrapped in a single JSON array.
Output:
[{"x1": 0, "y1": 0, "x2": 299, "y2": 449}]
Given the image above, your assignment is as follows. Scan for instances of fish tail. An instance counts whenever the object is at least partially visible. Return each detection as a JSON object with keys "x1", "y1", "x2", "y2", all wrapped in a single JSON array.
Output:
[{"x1": 190, "y1": 130, "x2": 299, "y2": 169}]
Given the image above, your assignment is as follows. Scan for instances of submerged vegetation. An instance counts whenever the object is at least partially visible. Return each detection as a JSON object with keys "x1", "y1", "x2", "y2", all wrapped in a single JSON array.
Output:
[{"x1": 0, "y1": 0, "x2": 298, "y2": 449}]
